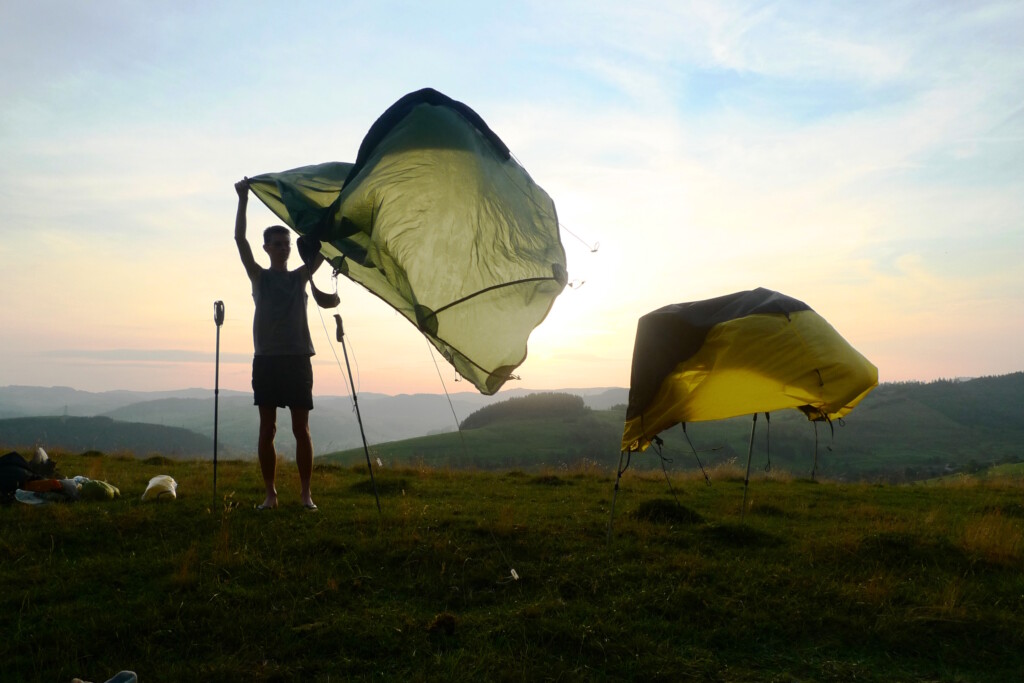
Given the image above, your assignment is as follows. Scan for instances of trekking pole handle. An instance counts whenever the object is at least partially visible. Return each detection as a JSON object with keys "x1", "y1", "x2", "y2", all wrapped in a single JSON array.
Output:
[{"x1": 214, "y1": 300, "x2": 225, "y2": 326}]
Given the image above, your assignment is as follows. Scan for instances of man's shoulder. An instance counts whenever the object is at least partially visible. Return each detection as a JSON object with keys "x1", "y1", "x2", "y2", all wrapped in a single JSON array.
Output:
[{"x1": 255, "y1": 267, "x2": 307, "y2": 287}]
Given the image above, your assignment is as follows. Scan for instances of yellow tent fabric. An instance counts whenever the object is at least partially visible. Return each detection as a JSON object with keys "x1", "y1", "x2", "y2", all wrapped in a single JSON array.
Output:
[
  {"x1": 248, "y1": 89, "x2": 567, "y2": 395},
  {"x1": 622, "y1": 288, "x2": 878, "y2": 452}
]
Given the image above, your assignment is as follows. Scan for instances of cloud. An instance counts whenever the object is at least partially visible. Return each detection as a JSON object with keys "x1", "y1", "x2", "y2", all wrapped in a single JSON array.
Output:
[
  {"x1": 39, "y1": 349, "x2": 252, "y2": 363},
  {"x1": 1, "y1": 1, "x2": 1021, "y2": 393}
]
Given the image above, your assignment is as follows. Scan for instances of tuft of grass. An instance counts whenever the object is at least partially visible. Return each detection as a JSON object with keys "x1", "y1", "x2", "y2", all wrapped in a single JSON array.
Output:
[
  {"x1": 985, "y1": 502, "x2": 1024, "y2": 519},
  {"x1": 960, "y1": 511, "x2": 1023, "y2": 565},
  {"x1": 171, "y1": 543, "x2": 200, "y2": 588},
  {"x1": 427, "y1": 611, "x2": 458, "y2": 636}
]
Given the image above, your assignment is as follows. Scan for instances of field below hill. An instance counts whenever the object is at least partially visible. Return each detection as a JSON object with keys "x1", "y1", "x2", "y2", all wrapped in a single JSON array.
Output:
[{"x1": 3, "y1": 451, "x2": 1023, "y2": 682}]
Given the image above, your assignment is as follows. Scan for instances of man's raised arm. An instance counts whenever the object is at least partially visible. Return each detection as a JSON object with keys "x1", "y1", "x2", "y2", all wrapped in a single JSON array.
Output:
[{"x1": 234, "y1": 178, "x2": 260, "y2": 280}]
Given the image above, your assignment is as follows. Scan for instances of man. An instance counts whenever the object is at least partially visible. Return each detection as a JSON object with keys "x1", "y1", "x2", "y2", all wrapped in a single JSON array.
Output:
[{"x1": 234, "y1": 178, "x2": 321, "y2": 510}]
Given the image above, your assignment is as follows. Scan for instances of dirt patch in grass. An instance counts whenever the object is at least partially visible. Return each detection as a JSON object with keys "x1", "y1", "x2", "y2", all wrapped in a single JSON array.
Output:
[
  {"x1": 350, "y1": 477, "x2": 408, "y2": 495},
  {"x1": 701, "y1": 522, "x2": 779, "y2": 547}
]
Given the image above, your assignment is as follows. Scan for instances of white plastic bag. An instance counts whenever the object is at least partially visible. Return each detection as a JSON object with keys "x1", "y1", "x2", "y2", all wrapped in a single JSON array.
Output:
[{"x1": 141, "y1": 475, "x2": 177, "y2": 501}]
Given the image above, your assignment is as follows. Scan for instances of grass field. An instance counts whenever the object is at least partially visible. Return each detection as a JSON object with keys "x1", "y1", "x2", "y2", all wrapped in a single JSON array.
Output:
[{"x1": 3, "y1": 451, "x2": 1023, "y2": 682}]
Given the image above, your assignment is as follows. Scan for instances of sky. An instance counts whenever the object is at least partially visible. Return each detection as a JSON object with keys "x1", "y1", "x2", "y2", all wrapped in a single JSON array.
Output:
[{"x1": 1, "y1": 0, "x2": 1021, "y2": 397}]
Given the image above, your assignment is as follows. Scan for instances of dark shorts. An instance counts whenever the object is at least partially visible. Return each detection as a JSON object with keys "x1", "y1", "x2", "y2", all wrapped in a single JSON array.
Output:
[{"x1": 252, "y1": 355, "x2": 314, "y2": 410}]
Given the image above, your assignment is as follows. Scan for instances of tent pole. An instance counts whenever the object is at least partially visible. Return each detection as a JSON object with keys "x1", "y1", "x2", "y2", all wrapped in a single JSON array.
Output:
[
  {"x1": 213, "y1": 301, "x2": 224, "y2": 508},
  {"x1": 741, "y1": 413, "x2": 758, "y2": 521},
  {"x1": 607, "y1": 450, "x2": 628, "y2": 543},
  {"x1": 335, "y1": 314, "x2": 382, "y2": 515},
  {"x1": 811, "y1": 421, "x2": 819, "y2": 482}
]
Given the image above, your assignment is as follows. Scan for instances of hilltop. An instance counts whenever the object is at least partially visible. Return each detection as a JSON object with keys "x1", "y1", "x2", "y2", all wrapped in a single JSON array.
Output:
[
  {"x1": 0, "y1": 415, "x2": 213, "y2": 459},
  {"x1": 324, "y1": 373, "x2": 1024, "y2": 482}
]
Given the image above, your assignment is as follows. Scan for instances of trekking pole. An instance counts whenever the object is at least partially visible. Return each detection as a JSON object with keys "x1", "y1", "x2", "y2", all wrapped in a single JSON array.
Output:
[
  {"x1": 335, "y1": 314, "x2": 382, "y2": 514},
  {"x1": 213, "y1": 300, "x2": 225, "y2": 506},
  {"x1": 607, "y1": 450, "x2": 629, "y2": 543}
]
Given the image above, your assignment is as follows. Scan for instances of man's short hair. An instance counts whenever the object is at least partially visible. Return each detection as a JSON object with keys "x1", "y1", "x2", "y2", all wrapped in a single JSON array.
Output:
[{"x1": 263, "y1": 225, "x2": 290, "y2": 245}]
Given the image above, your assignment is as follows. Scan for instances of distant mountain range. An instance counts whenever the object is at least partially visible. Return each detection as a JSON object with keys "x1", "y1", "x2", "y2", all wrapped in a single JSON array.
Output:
[
  {"x1": 2, "y1": 374, "x2": 1022, "y2": 482},
  {"x1": 0, "y1": 384, "x2": 627, "y2": 459}
]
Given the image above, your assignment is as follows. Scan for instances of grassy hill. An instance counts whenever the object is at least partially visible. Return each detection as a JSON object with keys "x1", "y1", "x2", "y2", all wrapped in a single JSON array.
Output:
[
  {"x1": 326, "y1": 411, "x2": 621, "y2": 471},
  {"x1": 0, "y1": 416, "x2": 216, "y2": 458},
  {"x1": 2, "y1": 450, "x2": 1022, "y2": 681},
  {"x1": 324, "y1": 373, "x2": 1024, "y2": 482}
]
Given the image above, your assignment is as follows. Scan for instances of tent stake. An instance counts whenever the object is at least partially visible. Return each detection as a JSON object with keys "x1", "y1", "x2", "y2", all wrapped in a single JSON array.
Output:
[
  {"x1": 335, "y1": 314, "x2": 381, "y2": 515},
  {"x1": 741, "y1": 413, "x2": 758, "y2": 521},
  {"x1": 811, "y1": 421, "x2": 819, "y2": 481}
]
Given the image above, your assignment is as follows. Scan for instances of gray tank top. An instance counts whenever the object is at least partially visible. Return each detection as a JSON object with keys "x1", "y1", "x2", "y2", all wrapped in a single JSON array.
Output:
[{"x1": 252, "y1": 268, "x2": 315, "y2": 356}]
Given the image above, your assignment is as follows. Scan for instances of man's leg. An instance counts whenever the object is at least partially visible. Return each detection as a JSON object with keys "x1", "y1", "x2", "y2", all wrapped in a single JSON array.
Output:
[
  {"x1": 291, "y1": 407, "x2": 314, "y2": 507},
  {"x1": 258, "y1": 405, "x2": 279, "y2": 508}
]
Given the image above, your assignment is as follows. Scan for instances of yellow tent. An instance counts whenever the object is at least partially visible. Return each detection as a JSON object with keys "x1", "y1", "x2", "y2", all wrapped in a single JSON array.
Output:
[{"x1": 622, "y1": 288, "x2": 877, "y2": 453}]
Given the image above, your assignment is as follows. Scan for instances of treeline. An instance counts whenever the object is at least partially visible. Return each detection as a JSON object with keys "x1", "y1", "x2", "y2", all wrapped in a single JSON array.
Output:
[
  {"x1": 0, "y1": 416, "x2": 214, "y2": 459},
  {"x1": 460, "y1": 392, "x2": 589, "y2": 430}
]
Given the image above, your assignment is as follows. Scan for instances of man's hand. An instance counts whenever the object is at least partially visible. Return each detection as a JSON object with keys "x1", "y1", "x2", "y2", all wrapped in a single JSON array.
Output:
[
  {"x1": 235, "y1": 178, "x2": 250, "y2": 198},
  {"x1": 297, "y1": 235, "x2": 320, "y2": 266}
]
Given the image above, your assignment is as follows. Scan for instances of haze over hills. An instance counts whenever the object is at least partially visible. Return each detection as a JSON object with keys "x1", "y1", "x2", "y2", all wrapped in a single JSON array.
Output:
[
  {"x1": 0, "y1": 384, "x2": 627, "y2": 457},
  {"x1": 1, "y1": 374, "x2": 1022, "y2": 481},
  {"x1": 0, "y1": 386, "x2": 217, "y2": 419}
]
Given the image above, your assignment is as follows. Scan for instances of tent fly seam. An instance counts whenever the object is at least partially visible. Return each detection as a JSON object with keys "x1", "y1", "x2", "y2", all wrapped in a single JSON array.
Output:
[{"x1": 428, "y1": 275, "x2": 565, "y2": 319}]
